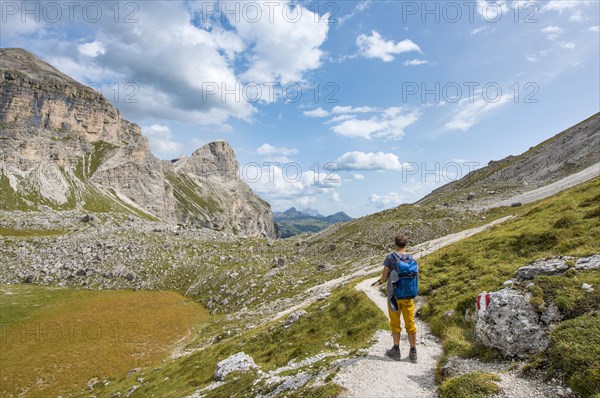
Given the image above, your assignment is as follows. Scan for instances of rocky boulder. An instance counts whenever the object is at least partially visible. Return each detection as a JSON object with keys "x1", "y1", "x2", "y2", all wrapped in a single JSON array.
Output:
[
  {"x1": 474, "y1": 289, "x2": 548, "y2": 357},
  {"x1": 515, "y1": 256, "x2": 574, "y2": 281},
  {"x1": 214, "y1": 352, "x2": 258, "y2": 381},
  {"x1": 574, "y1": 254, "x2": 600, "y2": 271}
]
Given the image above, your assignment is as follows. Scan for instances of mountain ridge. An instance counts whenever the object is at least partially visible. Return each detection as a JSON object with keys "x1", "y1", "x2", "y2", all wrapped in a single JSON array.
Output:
[{"x1": 274, "y1": 207, "x2": 353, "y2": 238}]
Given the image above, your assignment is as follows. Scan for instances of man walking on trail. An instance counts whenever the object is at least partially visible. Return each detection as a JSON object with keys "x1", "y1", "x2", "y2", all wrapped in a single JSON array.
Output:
[{"x1": 378, "y1": 235, "x2": 418, "y2": 362}]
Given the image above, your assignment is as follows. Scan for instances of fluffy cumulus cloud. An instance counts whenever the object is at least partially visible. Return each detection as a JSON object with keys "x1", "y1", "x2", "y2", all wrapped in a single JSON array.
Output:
[
  {"x1": 337, "y1": 151, "x2": 404, "y2": 171},
  {"x1": 306, "y1": 105, "x2": 420, "y2": 140},
  {"x1": 356, "y1": 31, "x2": 421, "y2": 62},
  {"x1": 142, "y1": 124, "x2": 184, "y2": 157},
  {"x1": 231, "y1": 2, "x2": 330, "y2": 84},
  {"x1": 352, "y1": 173, "x2": 365, "y2": 180},
  {"x1": 369, "y1": 192, "x2": 404, "y2": 209},
  {"x1": 331, "y1": 108, "x2": 420, "y2": 140},
  {"x1": 7, "y1": 1, "x2": 330, "y2": 127}
]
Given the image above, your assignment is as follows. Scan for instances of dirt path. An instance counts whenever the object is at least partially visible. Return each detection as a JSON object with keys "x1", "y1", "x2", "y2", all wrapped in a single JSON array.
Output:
[
  {"x1": 271, "y1": 216, "x2": 513, "y2": 323},
  {"x1": 334, "y1": 279, "x2": 442, "y2": 398}
]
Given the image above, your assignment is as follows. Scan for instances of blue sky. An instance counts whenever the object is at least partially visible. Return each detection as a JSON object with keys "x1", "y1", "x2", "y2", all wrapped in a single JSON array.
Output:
[{"x1": 2, "y1": 0, "x2": 599, "y2": 217}]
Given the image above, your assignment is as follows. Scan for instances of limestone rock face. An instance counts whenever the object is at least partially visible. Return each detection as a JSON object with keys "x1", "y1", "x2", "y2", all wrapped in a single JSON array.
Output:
[{"x1": 0, "y1": 48, "x2": 276, "y2": 237}]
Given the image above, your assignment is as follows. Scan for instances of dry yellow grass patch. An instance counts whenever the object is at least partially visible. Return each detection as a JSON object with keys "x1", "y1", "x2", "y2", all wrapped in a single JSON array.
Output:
[{"x1": 0, "y1": 286, "x2": 209, "y2": 397}]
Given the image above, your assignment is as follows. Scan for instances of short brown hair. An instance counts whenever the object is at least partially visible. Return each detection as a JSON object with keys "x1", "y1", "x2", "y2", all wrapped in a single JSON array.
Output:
[{"x1": 395, "y1": 235, "x2": 408, "y2": 248}]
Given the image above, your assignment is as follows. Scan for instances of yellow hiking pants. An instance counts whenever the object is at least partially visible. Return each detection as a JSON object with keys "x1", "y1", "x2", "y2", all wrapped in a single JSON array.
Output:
[{"x1": 388, "y1": 298, "x2": 417, "y2": 335}]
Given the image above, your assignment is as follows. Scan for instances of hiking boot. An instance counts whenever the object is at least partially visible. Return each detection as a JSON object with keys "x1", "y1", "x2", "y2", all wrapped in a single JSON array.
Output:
[
  {"x1": 409, "y1": 347, "x2": 417, "y2": 363},
  {"x1": 385, "y1": 346, "x2": 401, "y2": 361}
]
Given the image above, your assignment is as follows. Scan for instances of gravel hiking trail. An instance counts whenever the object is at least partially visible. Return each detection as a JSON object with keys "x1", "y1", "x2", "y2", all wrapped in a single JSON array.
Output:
[
  {"x1": 479, "y1": 162, "x2": 600, "y2": 210},
  {"x1": 333, "y1": 279, "x2": 442, "y2": 398}
]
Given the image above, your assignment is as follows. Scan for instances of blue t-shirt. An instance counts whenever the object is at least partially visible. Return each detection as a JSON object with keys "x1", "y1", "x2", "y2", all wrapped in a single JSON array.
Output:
[{"x1": 383, "y1": 252, "x2": 414, "y2": 270}]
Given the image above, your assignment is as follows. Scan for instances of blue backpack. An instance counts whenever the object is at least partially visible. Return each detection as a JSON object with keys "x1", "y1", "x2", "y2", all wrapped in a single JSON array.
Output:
[{"x1": 391, "y1": 252, "x2": 419, "y2": 299}]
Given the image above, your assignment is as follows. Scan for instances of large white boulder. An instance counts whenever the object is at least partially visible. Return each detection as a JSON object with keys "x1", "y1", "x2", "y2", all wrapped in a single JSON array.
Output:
[{"x1": 473, "y1": 289, "x2": 548, "y2": 357}]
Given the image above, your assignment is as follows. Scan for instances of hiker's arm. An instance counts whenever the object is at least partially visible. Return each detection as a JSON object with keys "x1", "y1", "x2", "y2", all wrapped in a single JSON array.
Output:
[{"x1": 380, "y1": 266, "x2": 390, "y2": 282}]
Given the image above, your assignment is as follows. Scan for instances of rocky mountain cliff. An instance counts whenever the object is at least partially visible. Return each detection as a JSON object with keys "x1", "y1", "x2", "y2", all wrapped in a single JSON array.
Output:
[{"x1": 0, "y1": 48, "x2": 276, "y2": 237}]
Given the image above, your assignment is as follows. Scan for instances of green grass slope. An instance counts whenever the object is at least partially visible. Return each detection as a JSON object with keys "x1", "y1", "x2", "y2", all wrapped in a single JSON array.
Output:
[{"x1": 416, "y1": 177, "x2": 600, "y2": 396}]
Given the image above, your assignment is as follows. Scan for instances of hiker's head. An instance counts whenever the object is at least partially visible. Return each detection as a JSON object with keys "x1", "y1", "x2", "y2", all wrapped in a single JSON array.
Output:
[{"x1": 394, "y1": 235, "x2": 408, "y2": 249}]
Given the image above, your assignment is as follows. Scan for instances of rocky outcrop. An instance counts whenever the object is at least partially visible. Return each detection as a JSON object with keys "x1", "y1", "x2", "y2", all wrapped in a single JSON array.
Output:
[
  {"x1": 514, "y1": 256, "x2": 573, "y2": 281},
  {"x1": 473, "y1": 255, "x2": 598, "y2": 358},
  {"x1": 0, "y1": 48, "x2": 276, "y2": 237},
  {"x1": 214, "y1": 352, "x2": 258, "y2": 381}
]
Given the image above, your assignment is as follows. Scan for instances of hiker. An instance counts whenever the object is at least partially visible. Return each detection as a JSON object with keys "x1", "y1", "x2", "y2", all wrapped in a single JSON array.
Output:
[{"x1": 377, "y1": 235, "x2": 418, "y2": 362}]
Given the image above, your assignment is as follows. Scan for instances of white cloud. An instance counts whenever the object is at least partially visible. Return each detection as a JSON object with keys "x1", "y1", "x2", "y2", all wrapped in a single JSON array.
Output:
[
  {"x1": 470, "y1": 26, "x2": 487, "y2": 35},
  {"x1": 559, "y1": 41, "x2": 576, "y2": 49},
  {"x1": 332, "y1": 106, "x2": 375, "y2": 114},
  {"x1": 403, "y1": 59, "x2": 430, "y2": 66},
  {"x1": 142, "y1": 124, "x2": 184, "y2": 157},
  {"x1": 303, "y1": 107, "x2": 329, "y2": 117},
  {"x1": 257, "y1": 144, "x2": 299, "y2": 156},
  {"x1": 338, "y1": 0, "x2": 372, "y2": 25},
  {"x1": 331, "y1": 191, "x2": 341, "y2": 203},
  {"x1": 541, "y1": 26, "x2": 565, "y2": 40},
  {"x1": 352, "y1": 173, "x2": 365, "y2": 180},
  {"x1": 326, "y1": 114, "x2": 356, "y2": 124},
  {"x1": 337, "y1": 151, "x2": 404, "y2": 171},
  {"x1": 589, "y1": 25, "x2": 600, "y2": 32},
  {"x1": 569, "y1": 9, "x2": 585, "y2": 22},
  {"x1": 369, "y1": 192, "x2": 404, "y2": 209},
  {"x1": 444, "y1": 94, "x2": 511, "y2": 131},
  {"x1": 78, "y1": 41, "x2": 106, "y2": 57},
  {"x1": 331, "y1": 108, "x2": 420, "y2": 140},
  {"x1": 356, "y1": 31, "x2": 421, "y2": 62}
]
